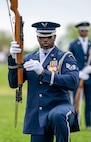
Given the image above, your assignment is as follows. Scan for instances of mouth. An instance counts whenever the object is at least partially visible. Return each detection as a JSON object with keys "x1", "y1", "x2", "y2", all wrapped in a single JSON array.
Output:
[{"x1": 42, "y1": 42, "x2": 49, "y2": 46}]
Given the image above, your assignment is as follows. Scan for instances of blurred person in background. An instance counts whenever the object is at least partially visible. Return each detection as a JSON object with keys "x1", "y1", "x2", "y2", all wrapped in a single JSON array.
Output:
[{"x1": 69, "y1": 22, "x2": 91, "y2": 129}]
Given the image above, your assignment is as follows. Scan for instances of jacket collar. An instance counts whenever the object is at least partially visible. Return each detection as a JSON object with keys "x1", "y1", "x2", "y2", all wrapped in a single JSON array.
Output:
[
  {"x1": 77, "y1": 38, "x2": 91, "y2": 46},
  {"x1": 42, "y1": 46, "x2": 59, "y2": 68},
  {"x1": 77, "y1": 38, "x2": 91, "y2": 55},
  {"x1": 32, "y1": 46, "x2": 60, "y2": 68}
]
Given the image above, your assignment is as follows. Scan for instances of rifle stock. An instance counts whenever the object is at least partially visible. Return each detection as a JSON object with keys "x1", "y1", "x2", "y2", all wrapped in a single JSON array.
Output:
[
  {"x1": 74, "y1": 48, "x2": 91, "y2": 113},
  {"x1": 75, "y1": 79, "x2": 84, "y2": 113},
  {"x1": 16, "y1": 16, "x2": 24, "y2": 88},
  {"x1": 10, "y1": 0, "x2": 24, "y2": 127}
]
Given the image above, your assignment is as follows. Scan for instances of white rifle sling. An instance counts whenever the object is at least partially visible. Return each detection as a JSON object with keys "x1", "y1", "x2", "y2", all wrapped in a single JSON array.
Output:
[{"x1": 58, "y1": 51, "x2": 73, "y2": 74}]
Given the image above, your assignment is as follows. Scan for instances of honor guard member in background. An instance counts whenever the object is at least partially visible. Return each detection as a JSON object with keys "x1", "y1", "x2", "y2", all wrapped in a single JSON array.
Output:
[
  {"x1": 8, "y1": 21, "x2": 79, "y2": 142},
  {"x1": 69, "y1": 22, "x2": 91, "y2": 129}
]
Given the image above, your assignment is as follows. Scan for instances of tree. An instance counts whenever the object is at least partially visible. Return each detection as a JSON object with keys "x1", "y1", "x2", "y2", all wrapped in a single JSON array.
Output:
[{"x1": 0, "y1": 30, "x2": 12, "y2": 49}]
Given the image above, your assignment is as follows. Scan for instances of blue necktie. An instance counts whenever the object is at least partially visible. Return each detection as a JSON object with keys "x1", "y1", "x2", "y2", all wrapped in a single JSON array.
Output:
[
  {"x1": 83, "y1": 38, "x2": 85, "y2": 42},
  {"x1": 43, "y1": 50, "x2": 49, "y2": 56}
]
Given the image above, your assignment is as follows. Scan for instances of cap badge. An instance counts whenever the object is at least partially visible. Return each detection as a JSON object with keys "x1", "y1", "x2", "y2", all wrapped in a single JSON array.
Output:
[{"x1": 41, "y1": 22, "x2": 48, "y2": 27}]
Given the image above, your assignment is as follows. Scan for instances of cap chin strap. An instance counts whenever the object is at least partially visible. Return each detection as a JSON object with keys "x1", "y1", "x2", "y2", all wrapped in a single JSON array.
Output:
[{"x1": 36, "y1": 30, "x2": 56, "y2": 37}]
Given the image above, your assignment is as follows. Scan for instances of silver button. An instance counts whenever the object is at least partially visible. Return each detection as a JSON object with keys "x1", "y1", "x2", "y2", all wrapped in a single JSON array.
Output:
[
  {"x1": 39, "y1": 81, "x2": 43, "y2": 84},
  {"x1": 39, "y1": 94, "x2": 43, "y2": 97},
  {"x1": 39, "y1": 107, "x2": 42, "y2": 110}
]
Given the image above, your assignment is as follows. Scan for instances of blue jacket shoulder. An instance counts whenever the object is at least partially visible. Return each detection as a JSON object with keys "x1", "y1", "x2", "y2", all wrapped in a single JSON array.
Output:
[{"x1": 24, "y1": 51, "x2": 38, "y2": 62}]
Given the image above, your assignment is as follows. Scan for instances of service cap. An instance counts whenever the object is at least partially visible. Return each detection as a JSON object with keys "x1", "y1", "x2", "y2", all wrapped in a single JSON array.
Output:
[
  {"x1": 75, "y1": 22, "x2": 90, "y2": 30},
  {"x1": 32, "y1": 21, "x2": 60, "y2": 37}
]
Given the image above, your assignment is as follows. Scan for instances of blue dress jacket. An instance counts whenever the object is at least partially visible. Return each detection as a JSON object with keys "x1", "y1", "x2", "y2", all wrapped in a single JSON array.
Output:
[
  {"x1": 69, "y1": 39, "x2": 91, "y2": 84},
  {"x1": 8, "y1": 46, "x2": 79, "y2": 134}
]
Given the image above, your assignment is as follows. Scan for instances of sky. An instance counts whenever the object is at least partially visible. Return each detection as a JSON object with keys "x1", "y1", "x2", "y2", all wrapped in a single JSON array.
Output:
[{"x1": 0, "y1": 0, "x2": 91, "y2": 50}]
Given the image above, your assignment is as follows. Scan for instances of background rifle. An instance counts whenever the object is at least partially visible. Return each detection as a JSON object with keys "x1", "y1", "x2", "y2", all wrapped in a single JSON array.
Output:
[
  {"x1": 9, "y1": 0, "x2": 24, "y2": 127},
  {"x1": 75, "y1": 49, "x2": 91, "y2": 113}
]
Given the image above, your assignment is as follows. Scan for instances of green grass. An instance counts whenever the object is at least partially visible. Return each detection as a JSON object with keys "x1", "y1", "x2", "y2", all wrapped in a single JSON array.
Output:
[
  {"x1": 0, "y1": 64, "x2": 29, "y2": 141},
  {"x1": 0, "y1": 64, "x2": 91, "y2": 142},
  {"x1": 0, "y1": 95, "x2": 30, "y2": 142}
]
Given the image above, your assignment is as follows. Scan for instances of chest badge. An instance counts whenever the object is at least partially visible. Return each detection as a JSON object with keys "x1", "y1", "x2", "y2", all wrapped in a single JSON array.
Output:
[{"x1": 47, "y1": 58, "x2": 59, "y2": 73}]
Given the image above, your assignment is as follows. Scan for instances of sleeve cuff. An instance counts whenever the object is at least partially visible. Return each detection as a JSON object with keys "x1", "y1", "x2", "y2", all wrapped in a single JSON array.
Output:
[
  {"x1": 38, "y1": 69, "x2": 55, "y2": 86},
  {"x1": 8, "y1": 55, "x2": 16, "y2": 66}
]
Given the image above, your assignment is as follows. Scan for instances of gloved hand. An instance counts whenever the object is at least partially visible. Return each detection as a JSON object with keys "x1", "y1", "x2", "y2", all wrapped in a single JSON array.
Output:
[
  {"x1": 10, "y1": 41, "x2": 21, "y2": 60},
  {"x1": 79, "y1": 70, "x2": 89, "y2": 80},
  {"x1": 24, "y1": 59, "x2": 44, "y2": 75},
  {"x1": 82, "y1": 65, "x2": 91, "y2": 74}
]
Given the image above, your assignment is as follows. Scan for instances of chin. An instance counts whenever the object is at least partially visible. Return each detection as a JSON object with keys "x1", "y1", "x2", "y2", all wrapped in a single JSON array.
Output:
[{"x1": 42, "y1": 46, "x2": 49, "y2": 49}]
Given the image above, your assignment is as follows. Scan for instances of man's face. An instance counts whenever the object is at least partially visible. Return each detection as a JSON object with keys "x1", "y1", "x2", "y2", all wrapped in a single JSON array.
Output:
[
  {"x1": 78, "y1": 29, "x2": 88, "y2": 37},
  {"x1": 37, "y1": 35, "x2": 56, "y2": 50}
]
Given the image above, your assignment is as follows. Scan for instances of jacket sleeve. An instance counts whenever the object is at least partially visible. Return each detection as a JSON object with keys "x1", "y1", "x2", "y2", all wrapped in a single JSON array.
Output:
[
  {"x1": 38, "y1": 54, "x2": 79, "y2": 91},
  {"x1": 69, "y1": 42, "x2": 75, "y2": 55},
  {"x1": 8, "y1": 55, "x2": 26, "y2": 88}
]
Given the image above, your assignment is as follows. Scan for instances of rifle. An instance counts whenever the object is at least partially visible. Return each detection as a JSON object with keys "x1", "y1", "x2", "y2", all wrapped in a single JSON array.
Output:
[
  {"x1": 9, "y1": 0, "x2": 24, "y2": 127},
  {"x1": 75, "y1": 49, "x2": 91, "y2": 113}
]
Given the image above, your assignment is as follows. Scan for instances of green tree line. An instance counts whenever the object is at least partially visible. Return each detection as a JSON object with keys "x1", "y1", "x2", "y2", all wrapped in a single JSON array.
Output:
[
  {"x1": 0, "y1": 24, "x2": 91, "y2": 52},
  {"x1": 0, "y1": 30, "x2": 12, "y2": 49}
]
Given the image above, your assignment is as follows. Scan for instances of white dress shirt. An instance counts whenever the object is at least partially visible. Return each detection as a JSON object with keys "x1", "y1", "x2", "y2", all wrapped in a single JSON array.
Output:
[
  {"x1": 79, "y1": 36, "x2": 88, "y2": 54},
  {"x1": 39, "y1": 46, "x2": 55, "y2": 64}
]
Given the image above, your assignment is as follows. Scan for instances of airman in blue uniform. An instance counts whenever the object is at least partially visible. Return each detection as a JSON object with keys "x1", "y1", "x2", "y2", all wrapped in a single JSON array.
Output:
[
  {"x1": 8, "y1": 21, "x2": 79, "y2": 142},
  {"x1": 69, "y1": 22, "x2": 91, "y2": 129}
]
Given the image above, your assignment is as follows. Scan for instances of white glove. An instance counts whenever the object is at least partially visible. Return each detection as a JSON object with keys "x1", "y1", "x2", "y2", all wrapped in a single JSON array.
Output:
[
  {"x1": 24, "y1": 59, "x2": 44, "y2": 75},
  {"x1": 10, "y1": 41, "x2": 21, "y2": 60},
  {"x1": 79, "y1": 70, "x2": 89, "y2": 80},
  {"x1": 82, "y1": 65, "x2": 91, "y2": 74}
]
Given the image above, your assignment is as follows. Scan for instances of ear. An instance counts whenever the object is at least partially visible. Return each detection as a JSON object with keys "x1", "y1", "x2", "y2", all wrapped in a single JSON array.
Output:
[
  {"x1": 53, "y1": 35, "x2": 56, "y2": 40},
  {"x1": 37, "y1": 36, "x2": 39, "y2": 41}
]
